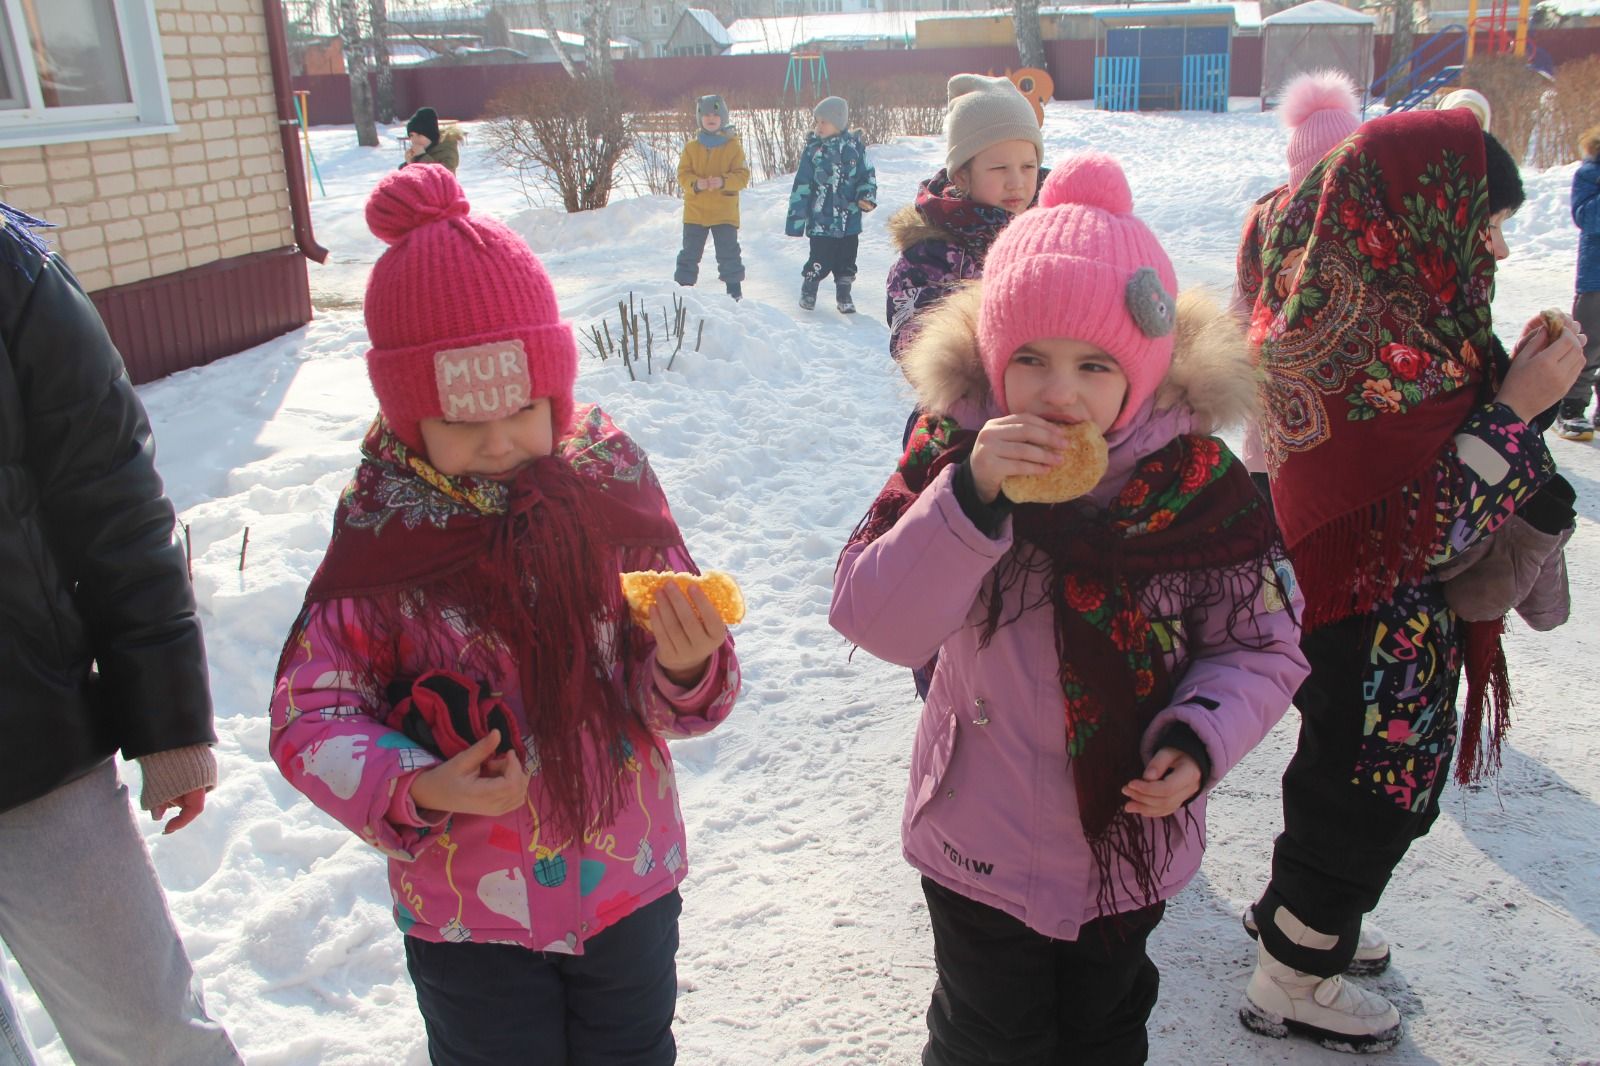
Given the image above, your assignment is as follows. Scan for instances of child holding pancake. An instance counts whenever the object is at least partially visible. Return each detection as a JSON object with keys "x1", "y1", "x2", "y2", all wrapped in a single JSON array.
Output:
[
  {"x1": 269, "y1": 165, "x2": 739, "y2": 1065},
  {"x1": 831, "y1": 154, "x2": 1309, "y2": 1064}
]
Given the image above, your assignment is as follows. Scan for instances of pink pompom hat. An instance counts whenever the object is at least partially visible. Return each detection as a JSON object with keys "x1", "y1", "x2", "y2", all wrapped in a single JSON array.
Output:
[
  {"x1": 976, "y1": 152, "x2": 1179, "y2": 432},
  {"x1": 361, "y1": 164, "x2": 577, "y2": 454},
  {"x1": 1281, "y1": 69, "x2": 1363, "y2": 188}
]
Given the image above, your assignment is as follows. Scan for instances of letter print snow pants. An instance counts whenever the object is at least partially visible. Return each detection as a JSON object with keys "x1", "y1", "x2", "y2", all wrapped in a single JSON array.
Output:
[{"x1": 1254, "y1": 614, "x2": 1457, "y2": 978}]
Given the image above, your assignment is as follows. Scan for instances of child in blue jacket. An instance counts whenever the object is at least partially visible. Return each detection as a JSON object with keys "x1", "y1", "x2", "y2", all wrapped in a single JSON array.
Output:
[
  {"x1": 1561, "y1": 123, "x2": 1600, "y2": 440},
  {"x1": 786, "y1": 96, "x2": 877, "y2": 314}
]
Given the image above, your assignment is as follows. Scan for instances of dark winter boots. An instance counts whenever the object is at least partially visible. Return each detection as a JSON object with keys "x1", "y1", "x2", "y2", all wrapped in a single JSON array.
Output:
[
  {"x1": 1555, "y1": 398, "x2": 1594, "y2": 441},
  {"x1": 799, "y1": 276, "x2": 819, "y2": 311},
  {"x1": 836, "y1": 280, "x2": 856, "y2": 314}
]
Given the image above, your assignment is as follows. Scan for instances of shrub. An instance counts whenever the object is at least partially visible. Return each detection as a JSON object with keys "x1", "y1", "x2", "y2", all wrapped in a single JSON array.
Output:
[
  {"x1": 483, "y1": 74, "x2": 633, "y2": 212},
  {"x1": 1459, "y1": 55, "x2": 1545, "y2": 165},
  {"x1": 1529, "y1": 57, "x2": 1600, "y2": 168}
]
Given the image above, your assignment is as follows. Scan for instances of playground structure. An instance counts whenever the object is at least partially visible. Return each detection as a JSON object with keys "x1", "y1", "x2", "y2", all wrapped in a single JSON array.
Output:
[
  {"x1": 1091, "y1": 4, "x2": 1233, "y2": 113},
  {"x1": 1467, "y1": 0, "x2": 1535, "y2": 58},
  {"x1": 293, "y1": 89, "x2": 326, "y2": 199},
  {"x1": 1368, "y1": 0, "x2": 1537, "y2": 114},
  {"x1": 1010, "y1": 67, "x2": 1054, "y2": 124},
  {"x1": 783, "y1": 49, "x2": 830, "y2": 102}
]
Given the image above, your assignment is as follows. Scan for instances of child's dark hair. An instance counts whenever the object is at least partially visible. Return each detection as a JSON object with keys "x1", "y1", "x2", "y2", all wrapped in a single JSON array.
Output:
[{"x1": 1483, "y1": 131, "x2": 1524, "y2": 216}]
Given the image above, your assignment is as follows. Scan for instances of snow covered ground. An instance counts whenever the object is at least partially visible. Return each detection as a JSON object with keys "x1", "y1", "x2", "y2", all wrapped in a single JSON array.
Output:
[{"x1": 7, "y1": 102, "x2": 1600, "y2": 1064}]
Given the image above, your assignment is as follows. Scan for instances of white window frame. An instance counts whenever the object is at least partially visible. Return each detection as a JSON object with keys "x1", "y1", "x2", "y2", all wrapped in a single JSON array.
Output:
[
  {"x1": 617, "y1": 5, "x2": 637, "y2": 27},
  {"x1": 0, "y1": 0, "x2": 175, "y2": 147},
  {"x1": 651, "y1": 4, "x2": 668, "y2": 27}
]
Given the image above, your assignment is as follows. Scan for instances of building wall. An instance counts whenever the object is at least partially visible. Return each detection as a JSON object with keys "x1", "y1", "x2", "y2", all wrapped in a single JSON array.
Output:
[{"x1": 0, "y1": 0, "x2": 297, "y2": 296}]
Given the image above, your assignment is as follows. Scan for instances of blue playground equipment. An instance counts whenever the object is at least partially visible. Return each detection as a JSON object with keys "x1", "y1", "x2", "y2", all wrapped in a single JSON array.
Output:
[
  {"x1": 1092, "y1": 5, "x2": 1233, "y2": 113},
  {"x1": 1368, "y1": 25, "x2": 1467, "y2": 113},
  {"x1": 782, "y1": 49, "x2": 830, "y2": 102}
]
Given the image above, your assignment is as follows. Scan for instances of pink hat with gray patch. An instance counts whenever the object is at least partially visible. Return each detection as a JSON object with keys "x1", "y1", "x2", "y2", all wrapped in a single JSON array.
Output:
[
  {"x1": 362, "y1": 164, "x2": 576, "y2": 454},
  {"x1": 976, "y1": 152, "x2": 1178, "y2": 432}
]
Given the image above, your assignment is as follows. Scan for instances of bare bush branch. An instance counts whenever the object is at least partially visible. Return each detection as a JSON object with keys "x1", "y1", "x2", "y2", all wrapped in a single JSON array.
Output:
[
  {"x1": 1460, "y1": 56, "x2": 1545, "y2": 165},
  {"x1": 1530, "y1": 57, "x2": 1600, "y2": 168},
  {"x1": 483, "y1": 75, "x2": 633, "y2": 212}
]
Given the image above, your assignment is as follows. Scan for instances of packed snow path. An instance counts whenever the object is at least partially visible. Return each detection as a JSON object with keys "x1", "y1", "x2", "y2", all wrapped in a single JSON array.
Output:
[{"x1": 7, "y1": 102, "x2": 1597, "y2": 1065}]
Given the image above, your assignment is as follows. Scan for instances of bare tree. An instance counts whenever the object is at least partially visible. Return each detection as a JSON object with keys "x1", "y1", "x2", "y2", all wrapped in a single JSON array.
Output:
[
  {"x1": 339, "y1": 0, "x2": 379, "y2": 145},
  {"x1": 534, "y1": 0, "x2": 584, "y2": 78},
  {"x1": 1386, "y1": 0, "x2": 1417, "y2": 107},
  {"x1": 370, "y1": 0, "x2": 396, "y2": 122},
  {"x1": 584, "y1": 0, "x2": 616, "y2": 82},
  {"x1": 1013, "y1": 0, "x2": 1047, "y2": 72},
  {"x1": 530, "y1": 0, "x2": 621, "y2": 82}
]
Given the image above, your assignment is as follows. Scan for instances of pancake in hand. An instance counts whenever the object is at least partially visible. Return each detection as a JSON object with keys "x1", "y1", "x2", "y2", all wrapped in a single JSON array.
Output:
[
  {"x1": 620, "y1": 570, "x2": 745, "y2": 628},
  {"x1": 1001, "y1": 421, "x2": 1109, "y2": 504}
]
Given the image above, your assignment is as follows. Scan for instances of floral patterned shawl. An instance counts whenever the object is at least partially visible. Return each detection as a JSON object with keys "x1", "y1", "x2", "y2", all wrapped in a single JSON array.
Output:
[
  {"x1": 1251, "y1": 108, "x2": 1498, "y2": 630},
  {"x1": 278, "y1": 403, "x2": 680, "y2": 836}
]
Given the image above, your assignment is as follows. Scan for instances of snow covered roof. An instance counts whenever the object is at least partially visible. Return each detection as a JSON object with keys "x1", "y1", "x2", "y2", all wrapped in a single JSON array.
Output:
[
  {"x1": 1537, "y1": 0, "x2": 1600, "y2": 15},
  {"x1": 1088, "y1": 3, "x2": 1237, "y2": 19},
  {"x1": 684, "y1": 7, "x2": 734, "y2": 46},
  {"x1": 507, "y1": 26, "x2": 633, "y2": 48},
  {"x1": 1261, "y1": 0, "x2": 1375, "y2": 25},
  {"x1": 724, "y1": 12, "x2": 922, "y2": 54},
  {"x1": 937, "y1": 3, "x2": 1263, "y2": 30}
]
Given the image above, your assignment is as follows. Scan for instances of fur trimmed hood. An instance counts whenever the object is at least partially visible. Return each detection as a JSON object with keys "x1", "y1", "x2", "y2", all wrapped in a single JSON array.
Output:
[
  {"x1": 888, "y1": 203, "x2": 962, "y2": 253},
  {"x1": 899, "y1": 282, "x2": 1258, "y2": 434}
]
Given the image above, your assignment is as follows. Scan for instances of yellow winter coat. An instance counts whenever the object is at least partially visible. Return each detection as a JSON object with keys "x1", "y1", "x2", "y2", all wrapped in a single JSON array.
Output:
[{"x1": 678, "y1": 134, "x2": 751, "y2": 228}]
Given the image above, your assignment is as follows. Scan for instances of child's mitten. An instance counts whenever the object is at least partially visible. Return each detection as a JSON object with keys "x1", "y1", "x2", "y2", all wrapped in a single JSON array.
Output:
[{"x1": 385, "y1": 670, "x2": 523, "y2": 759}]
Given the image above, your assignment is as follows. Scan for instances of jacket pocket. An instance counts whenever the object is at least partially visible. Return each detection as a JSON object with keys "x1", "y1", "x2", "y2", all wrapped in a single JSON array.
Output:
[{"x1": 907, "y1": 698, "x2": 960, "y2": 827}]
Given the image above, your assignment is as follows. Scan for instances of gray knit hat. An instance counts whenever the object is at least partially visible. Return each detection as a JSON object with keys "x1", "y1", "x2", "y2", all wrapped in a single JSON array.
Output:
[
  {"x1": 697, "y1": 94, "x2": 731, "y2": 125},
  {"x1": 944, "y1": 74, "x2": 1043, "y2": 174},
  {"x1": 814, "y1": 96, "x2": 849, "y2": 131}
]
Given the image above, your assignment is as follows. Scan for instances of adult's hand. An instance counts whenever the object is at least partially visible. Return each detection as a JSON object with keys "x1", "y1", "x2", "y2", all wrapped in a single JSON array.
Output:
[{"x1": 153, "y1": 788, "x2": 207, "y2": 835}]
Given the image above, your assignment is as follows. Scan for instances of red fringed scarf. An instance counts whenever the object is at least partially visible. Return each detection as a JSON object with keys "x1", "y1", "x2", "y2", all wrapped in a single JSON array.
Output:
[
  {"x1": 278, "y1": 403, "x2": 680, "y2": 836},
  {"x1": 849, "y1": 415, "x2": 1284, "y2": 912},
  {"x1": 1250, "y1": 108, "x2": 1511, "y2": 782}
]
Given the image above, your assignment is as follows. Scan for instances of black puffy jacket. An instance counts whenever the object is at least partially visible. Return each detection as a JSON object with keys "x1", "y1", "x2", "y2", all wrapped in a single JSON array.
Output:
[{"x1": 0, "y1": 211, "x2": 215, "y2": 813}]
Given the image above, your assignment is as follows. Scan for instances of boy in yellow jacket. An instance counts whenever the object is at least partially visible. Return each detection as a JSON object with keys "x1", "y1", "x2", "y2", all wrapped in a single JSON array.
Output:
[{"x1": 676, "y1": 95, "x2": 750, "y2": 301}]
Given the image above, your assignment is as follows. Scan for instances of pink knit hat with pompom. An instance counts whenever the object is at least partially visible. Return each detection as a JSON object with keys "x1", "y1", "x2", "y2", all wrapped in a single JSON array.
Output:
[
  {"x1": 1282, "y1": 70, "x2": 1363, "y2": 189},
  {"x1": 362, "y1": 165, "x2": 576, "y2": 454},
  {"x1": 976, "y1": 153, "x2": 1178, "y2": 432}
]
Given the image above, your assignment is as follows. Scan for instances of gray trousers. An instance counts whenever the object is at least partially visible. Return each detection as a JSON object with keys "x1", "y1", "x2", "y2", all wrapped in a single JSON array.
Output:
[
  {"x1": 1568, "y1": 290, "x2": 1600, "y2": 407},
  {"x1": 0, "y1": 761, "x2": 240, "y2": 1066},
  {"x1": 674, "y1": 223, "x2": 744, "y2": 286}
]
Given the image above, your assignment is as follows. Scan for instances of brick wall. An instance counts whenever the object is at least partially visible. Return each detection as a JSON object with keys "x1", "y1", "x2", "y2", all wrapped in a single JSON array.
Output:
[{"x1": 0, "y1": 0, "x2": 296, "y2": 294}]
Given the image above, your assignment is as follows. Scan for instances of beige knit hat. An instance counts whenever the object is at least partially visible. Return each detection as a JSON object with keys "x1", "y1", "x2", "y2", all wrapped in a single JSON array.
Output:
[{"x1": 944, "y1": 74, "x2": 1044, "y2": 175}]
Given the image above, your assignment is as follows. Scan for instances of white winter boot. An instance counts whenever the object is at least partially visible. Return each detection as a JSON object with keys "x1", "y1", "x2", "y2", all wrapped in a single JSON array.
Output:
[
  {"x1": 1243, "y1": 905, "x2": 1392, "y2": 975},
  {"x1": 1240, "y1": 940, "x2": 1402, "y2": 1053}
]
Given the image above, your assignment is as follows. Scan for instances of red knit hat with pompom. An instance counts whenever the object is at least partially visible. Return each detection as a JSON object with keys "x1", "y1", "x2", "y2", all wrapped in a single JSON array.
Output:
[
  {"x1": 362, "y1": 165, "x2": 576, "y2": 453},
  {"x1": 977, "y1": 153, "x2": 1178, "y2": 431}
]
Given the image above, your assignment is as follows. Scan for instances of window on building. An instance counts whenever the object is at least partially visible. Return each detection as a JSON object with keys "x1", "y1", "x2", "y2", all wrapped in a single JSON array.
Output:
[
  {"x1": 651, "y1": 4, "x2": 668, "y2": 26},
  {"x1": 618, "y1": 5, "x2": 637, "y2": 26},
  {"x1": 0, "y1": 0, "x2": 174, "y2": 146}
]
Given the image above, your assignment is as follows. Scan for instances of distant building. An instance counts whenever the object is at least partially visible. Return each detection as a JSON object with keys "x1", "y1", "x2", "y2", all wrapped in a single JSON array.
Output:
[
  {"x1": 723, "y1": 10, "x2": 924, "y2": 52},
  {"x1": 667, "y1": 8, "x2": 737, "y2": 54},
  {"x1": 505, "y1": 27, "x2": 641, "y2": 60}
]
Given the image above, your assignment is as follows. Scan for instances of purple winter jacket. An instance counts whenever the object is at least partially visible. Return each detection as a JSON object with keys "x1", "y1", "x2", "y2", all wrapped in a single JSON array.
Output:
[{"x1": 832, "y1": 287, "x2": 1310, "y2": 940}]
